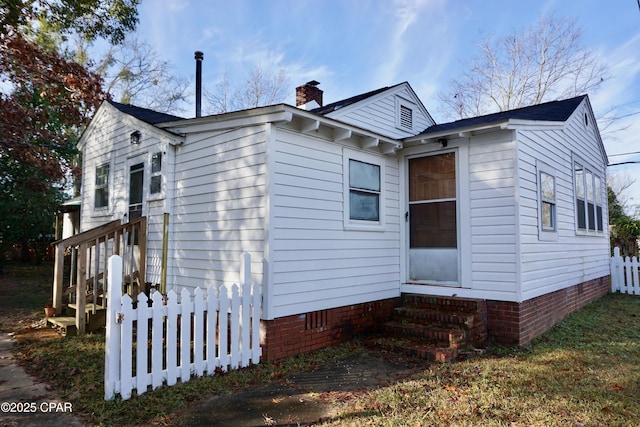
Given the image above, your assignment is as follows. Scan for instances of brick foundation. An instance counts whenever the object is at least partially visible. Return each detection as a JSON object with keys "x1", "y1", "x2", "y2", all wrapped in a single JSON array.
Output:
[
  {"x1": 260, "y1": 276, "x2": 611, "y2": 360},
  {"x1": 486, "y1": 275, "x2": 610, "y2": 347},
  {"x1": 261, "y1": 298, "x2": 400, "y2": 361}
]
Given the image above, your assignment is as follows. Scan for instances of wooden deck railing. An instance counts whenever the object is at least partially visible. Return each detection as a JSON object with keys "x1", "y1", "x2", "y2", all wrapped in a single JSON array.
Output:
[{"x1": 52, "y1": 217, "x2": 147, "y2": 334}]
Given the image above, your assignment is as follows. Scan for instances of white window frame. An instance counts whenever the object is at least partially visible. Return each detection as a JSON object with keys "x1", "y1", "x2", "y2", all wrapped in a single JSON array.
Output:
[
  {"x1": 343, "y1": 148, "x2": 386, "y2": 231},
  {"x1": 94, "y1": 161, "x2": 110, "y2": 211},
  {"x1": 395, "y1": 96, "x2": 415, "y2": 132},
  {"x1": 148, "y1": 151, "x2": 164, "y2": 199},
  {"x1": 573, "y1": 155, "x2": 605, "y2": 235},
  {"x1": 536, "y1": 161, "x2": 558, "y2": 241}
]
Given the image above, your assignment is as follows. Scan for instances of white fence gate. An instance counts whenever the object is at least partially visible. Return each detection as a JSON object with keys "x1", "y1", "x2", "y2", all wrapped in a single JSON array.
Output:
[
  {"x1": 104, "y1": 253, "x2": 262, "y2": 400},
  {"x1": 610, "y1": 247, "x2": 640, "y2": 295}
]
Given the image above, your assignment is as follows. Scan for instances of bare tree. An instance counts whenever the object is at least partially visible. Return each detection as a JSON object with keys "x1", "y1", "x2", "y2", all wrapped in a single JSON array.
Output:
[
  {"x1": 205, "y1": 65, "x2": 289, "y2": 114},
  {"x1": 92, "y1": 37, "x2": 191, "y2": 114},
  {"x1": 608, "y1": 170, "x2": 638, "y2": 214},
  {"x1": 439, "y1": 14, "x2": 609, "y2": 119}
]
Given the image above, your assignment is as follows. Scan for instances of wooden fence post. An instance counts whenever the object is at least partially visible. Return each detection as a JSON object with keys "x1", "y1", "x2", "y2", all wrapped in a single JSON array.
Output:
[{"x1": 105, "y1": 255, "x2": 123, "y2": 400}]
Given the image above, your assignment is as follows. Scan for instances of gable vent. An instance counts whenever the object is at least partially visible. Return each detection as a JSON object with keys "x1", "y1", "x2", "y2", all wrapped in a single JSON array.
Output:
[{"x1": 400, "y1": 104, "x2": 413, "y2": 129}]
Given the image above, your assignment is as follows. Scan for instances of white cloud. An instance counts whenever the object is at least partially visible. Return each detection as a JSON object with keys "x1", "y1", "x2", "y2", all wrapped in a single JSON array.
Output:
[{"x1": 373, "y1": 0, "x2": 434, "y2": 84}]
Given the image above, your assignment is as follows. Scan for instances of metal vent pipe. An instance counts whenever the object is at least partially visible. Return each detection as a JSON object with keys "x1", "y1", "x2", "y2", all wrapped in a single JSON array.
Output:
[{"x1": 195, "y1": 51, "x2": 204, "y2": 118}]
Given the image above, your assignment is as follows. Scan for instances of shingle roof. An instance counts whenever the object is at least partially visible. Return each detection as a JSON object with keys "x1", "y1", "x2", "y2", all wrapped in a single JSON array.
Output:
[
  {"x1": 418, "y1": 95, "x2": 587, "y2": 136},
  {"x1": 108, "y1": 100, "x2": 185, "y2": 124},
  {"x1": 310, "y1": 84, "x2": 403, "y2": 115}
]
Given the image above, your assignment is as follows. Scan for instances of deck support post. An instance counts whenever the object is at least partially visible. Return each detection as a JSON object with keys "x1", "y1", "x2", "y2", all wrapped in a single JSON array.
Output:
[{"x1": 52, "y1": 243, "x2": 65, "y2": 315}]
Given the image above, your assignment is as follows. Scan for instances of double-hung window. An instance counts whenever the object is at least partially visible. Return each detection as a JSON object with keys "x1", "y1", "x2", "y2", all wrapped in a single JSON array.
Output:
[
  {"x1": 574, "y1": 160, "x2": 604, "y2": 233},
  {"x1": 344, "y1": 149, "x2": 384, "y2": 230},
  {"x1": 150, "y1": 152, "x2": 162, "y2": 195},
  {"x1": 94, "y1": 163, "x2": 109, "y2": 209},
  {"x1": 540, "y1": 171, "x2": 556, "y2": 231},
  {"x1": 349, "y1": 159, "x2": 380, "y2": 221}
]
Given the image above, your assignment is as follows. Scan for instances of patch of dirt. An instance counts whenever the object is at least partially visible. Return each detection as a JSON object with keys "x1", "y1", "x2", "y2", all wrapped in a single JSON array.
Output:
[
  {"x1": 11, "y1": 319, "x2": 65, "y2": 343},
  {"x1": 0, "y1": 262, "x2": 61, "y2": 338}
]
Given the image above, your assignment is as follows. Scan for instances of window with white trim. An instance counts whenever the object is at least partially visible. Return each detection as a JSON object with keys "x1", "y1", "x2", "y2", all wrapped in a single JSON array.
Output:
[
  {"x1": 94, "y1": 163, "x2": 109, "y2": 209},
  {"x1": 349, "y1": 159, "x2": 380, "y2": 221},
  {"x1": 574, "y1": 161, "x2": 604, "y2": 233},
  {"x1": 344, "y1": 149, "x2": 385, "y2": 230},
  {"x1": 150, "y1": 152, "x2": 162, "y2": 194},
  {"x1": 540, "y1": 171, "x2": 556, "y2": 231}
]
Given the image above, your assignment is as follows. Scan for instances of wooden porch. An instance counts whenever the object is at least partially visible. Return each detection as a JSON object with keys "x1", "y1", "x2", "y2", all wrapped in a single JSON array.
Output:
[{"x1": 50, "y1": 217, "x2": 147, "y2": 335}]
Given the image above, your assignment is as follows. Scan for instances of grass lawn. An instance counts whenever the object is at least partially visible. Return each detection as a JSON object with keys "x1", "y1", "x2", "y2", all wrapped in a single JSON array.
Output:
[
  {"x1": 4, "y1": 262, "x2": 640, "y2": 426},
  {"x1": 325, "y1": 293, "x2": 640, "y2": 426}
]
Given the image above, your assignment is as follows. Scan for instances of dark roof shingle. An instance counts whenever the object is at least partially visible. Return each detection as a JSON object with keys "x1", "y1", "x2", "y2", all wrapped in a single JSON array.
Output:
[
  {"x1": 108, "y1": 100, "x2": 185, "y2": 124},
  {"x1": 419, "y1": 95, "x2": 586, "y2": 136},
  {"x1": 310, "y1": 84, "x2": 403, "y2": 115}
]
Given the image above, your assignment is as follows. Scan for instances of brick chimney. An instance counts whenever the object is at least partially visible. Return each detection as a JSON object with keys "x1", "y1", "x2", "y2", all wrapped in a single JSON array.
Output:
[{"x1": 296, "y1": 80, "x2": 323, "y2": 109}]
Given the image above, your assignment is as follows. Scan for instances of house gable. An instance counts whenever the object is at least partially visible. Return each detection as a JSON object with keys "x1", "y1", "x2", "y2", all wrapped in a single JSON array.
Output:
[
  {"x1": 312, "y1": 82, "x2": 435, "y2": 139},
  {"x1": 78, "y1": 101, "x2": 185, "y2": 150}
]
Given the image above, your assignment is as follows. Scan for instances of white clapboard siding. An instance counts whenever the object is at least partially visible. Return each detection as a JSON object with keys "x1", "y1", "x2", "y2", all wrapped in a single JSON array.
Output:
[
  {"x1": 105, "y1": 253, "x2": 262, "y2": 401},
  {"x1": 170, "y1": 125, "x2": 269, "y2": 289},
  {"x1": 268, "y1": 128, "x2": 401, "y2": 319},
  {"x1": 467, "y1": 132, "x2": 518, "y2": 296},
  {"x1": 516, "y1": 101, "x2": 609, "y2": 300}
]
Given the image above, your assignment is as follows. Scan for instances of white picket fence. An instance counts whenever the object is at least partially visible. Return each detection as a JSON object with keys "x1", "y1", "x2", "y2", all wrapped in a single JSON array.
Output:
[
  {"x1": 610, "y1": 247, "x2": 640, "y2": 295},
  {"x1": 104, "y1": 253, "x2": 262, "y2": 400}
]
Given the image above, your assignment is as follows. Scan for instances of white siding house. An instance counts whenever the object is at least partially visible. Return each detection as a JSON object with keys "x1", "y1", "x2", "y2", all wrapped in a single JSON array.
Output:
[{"x1": 74, "y1": 81, "x2": 609, "y2": 355}]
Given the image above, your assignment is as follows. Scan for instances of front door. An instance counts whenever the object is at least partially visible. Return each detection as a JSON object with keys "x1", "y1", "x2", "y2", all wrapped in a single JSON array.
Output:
[
  {"x1": 408, "y1": 152, "x2": 459, "y2": 285},
  {"x1": 129, "y1": 162, "x2": 144, "y2": 221}
]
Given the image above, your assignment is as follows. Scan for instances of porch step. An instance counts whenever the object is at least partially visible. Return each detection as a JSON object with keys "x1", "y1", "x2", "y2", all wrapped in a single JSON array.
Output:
[
  {"x1": 402, "y1": 294, "x2": 486, "y2": 313},
  {"x1": 62, "y1": 303, "x2": 107, "y2": 333},
  {"x1": 368, "y1": 336, "x2": 458, "y2": 363},
  {"x1": 68, "y1": 303, "x2": 106, "y2": 313},
  {"x1": 394, "y1": 307, "x2": 479, "y2": 328},
  {"x1": 374, "y1": 294, "x2": 488, "y2": 362},
  {"x1": 383, "y1": 320, "x2": 466, "y2": 348},
  {"x1": 46, "y1": 316, "x2": 77, "y2": 335}
]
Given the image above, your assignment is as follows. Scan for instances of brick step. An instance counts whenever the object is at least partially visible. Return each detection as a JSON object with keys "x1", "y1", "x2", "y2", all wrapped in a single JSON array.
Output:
[
  {"x1": 402, "y1": 294, "x2": 485, "y2": 314},
  {"x1": 367, "y1": 336, "x2": 458, "y2": 363},
  {"x1": 383, "y1": 320, "x2": 468, "y2": 348},
  {"x1": 393, "y1": 307, "x2": 480, "y2": 329}
]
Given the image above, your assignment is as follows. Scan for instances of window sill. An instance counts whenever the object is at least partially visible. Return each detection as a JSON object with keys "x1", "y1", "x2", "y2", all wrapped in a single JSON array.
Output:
[
  {"x1": 575, "y1": 229, "x2": 605, "y2": 237},
  {"x1": 538, "y1": 229, "x2": 558, "y2": 242},
  {"x1": 344, "y1": 220, "x2": 386, "y2": 232},
  {"x1": 92, "y1": 209, "x2": 113, "y2": 218},
  {"x1": 147, "y1": 194, "x2": 165, "y2": 202}
]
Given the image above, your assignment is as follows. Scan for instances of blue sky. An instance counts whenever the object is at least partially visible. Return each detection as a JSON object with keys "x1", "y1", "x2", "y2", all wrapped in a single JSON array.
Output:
[{"x1": 134, "y1": 0, "x2": 640, "y2": 213}]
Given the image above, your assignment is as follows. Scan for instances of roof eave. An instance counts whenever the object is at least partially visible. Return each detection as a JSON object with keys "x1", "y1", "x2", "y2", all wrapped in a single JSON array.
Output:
[
  {"x1": 158, "y1": 103, "x2": 403, "y2": 154},
  {"x1": 406, "y1": 120, "x2": 511, "y2": 143},
  {"x1": 286, "y1": 105, "x2": 403, "y2": 153},
  {"x1": 407, "y1": 118, "x2": 565, "y2": 144}
]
